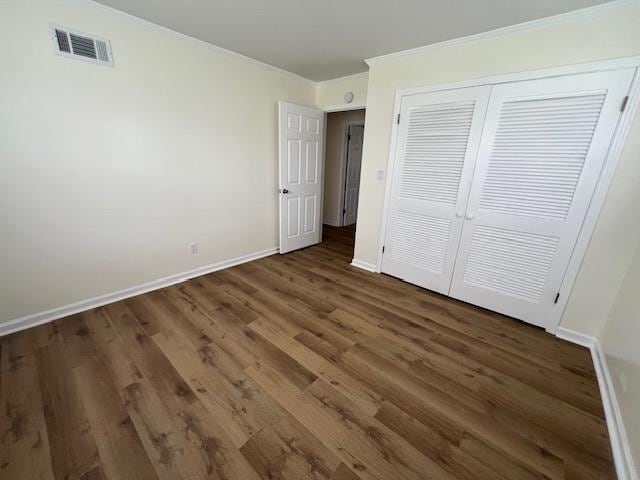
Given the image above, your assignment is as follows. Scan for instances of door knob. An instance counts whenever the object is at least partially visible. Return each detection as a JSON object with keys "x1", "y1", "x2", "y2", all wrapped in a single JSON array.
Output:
[
  {"x1": 281, "y1": 188, "x2": 289, "y2": 194},
  {"x1": 455, "y1": 212, "x2": 463, "y2": 218},
  {"x1": 465, "y1": 213, "x2": 474, "y2": 220}
]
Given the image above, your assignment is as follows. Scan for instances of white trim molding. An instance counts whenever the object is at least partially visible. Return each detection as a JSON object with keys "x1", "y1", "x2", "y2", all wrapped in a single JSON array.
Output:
[
  {"x1": 366, "y1": 0, "x2": 640, "y2": 65},
  {"x1": 350, "y1": 259, "x2": 377, "y2": 273},
  {"x1": 0, "y1": 246, "x2": 279, "y2": 338},
  {"x1": 555, "y1": 327, "x2": 596, "y2": 348},
  {"x1": 316, "y1": 71, "x2": 369, "y2": 87},
  {"x1": 557, "y1": 328, "x2": 638, "y2": 480},
  {"x1": 323, "y1": 101, "x2": 367, "y2": 113}
]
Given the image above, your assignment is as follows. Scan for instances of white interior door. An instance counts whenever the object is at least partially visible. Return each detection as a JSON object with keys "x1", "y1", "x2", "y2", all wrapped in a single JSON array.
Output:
[
  {"x1": 279, "y1": 102, "x2": 325, "y2": 254},
  {"x1": 381, "y1": 86, "x2": 491, "y2": 294},
  {"x1": 449, "y1": 69, "x2": 635, "y2": 329},
  {"x1": 343, "y1": 124, "x2": 364, "y2": 226}
]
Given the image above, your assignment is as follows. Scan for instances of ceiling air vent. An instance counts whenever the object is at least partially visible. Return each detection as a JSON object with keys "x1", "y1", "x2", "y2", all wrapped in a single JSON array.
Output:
[{"x1": 50, "y1": 24, "x2": 114, "y2": 67}]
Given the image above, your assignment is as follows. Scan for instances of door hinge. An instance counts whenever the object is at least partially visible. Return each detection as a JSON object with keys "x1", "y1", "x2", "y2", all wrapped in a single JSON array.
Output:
[
  {"x1": 348, "y1": 134, "x2": 351, "y2": 141},
  {"x1": 382, "y1": 246, "x2": 385, "y2": 254},
  {"x1": 396, "y1": 114, "x2": 400, "y2": 125},
  {"x1": 343, "y1": 208, "x2": 346, "y2": 214},
  {"x1": 554, "y1": 292, "x2": 560, "y2": 304},
  {"x1": 620, "y1": 95, "x2": 629, "y2": 113}
]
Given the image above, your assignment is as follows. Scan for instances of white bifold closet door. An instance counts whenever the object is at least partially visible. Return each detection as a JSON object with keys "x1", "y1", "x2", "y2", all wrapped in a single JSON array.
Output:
[
  {"x1": 381, "y1": 86, "x2": 491, "y2": 294},
  {"x1": 449, "y1": 69, "x2": 634, "y2": 328}
]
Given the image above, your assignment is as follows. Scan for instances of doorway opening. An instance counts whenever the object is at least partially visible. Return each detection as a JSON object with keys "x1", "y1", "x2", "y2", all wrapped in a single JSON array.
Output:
[{"x1": 322, "y1": 108, "x2": 366, "y2": 255}]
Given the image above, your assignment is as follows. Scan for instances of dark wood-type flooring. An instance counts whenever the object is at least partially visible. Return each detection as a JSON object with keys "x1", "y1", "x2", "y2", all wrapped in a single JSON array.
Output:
[{"x1": 0, "y1": 225, "x2": 614, "y2": 479}]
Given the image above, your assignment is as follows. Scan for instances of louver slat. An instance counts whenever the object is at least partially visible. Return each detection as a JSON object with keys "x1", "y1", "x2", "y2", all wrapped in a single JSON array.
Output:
[
  {"x1": 96, "y1": 40, "x2": 109, "y2": 62},
  {"x1": 463, "y1": 226, "x2": 559, "y2": 302},
  {"x1": 399, "y1": 101, "x2": 475, "y2": 205},
  {"x1": 391, "y1": 212, "x2": 452, "y2": 274},
  {"x1": 70, "y1": 33, "x2": 97, "y2": 59},
  {"x1": 478, "y1": 94, "x2": 606, "y2": 219},
  {"x1": 55, "y1": 29, "x2": 70, "y2": 53}
]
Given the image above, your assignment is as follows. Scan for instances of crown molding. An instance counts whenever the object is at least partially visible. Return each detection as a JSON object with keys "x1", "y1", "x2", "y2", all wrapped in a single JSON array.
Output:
[
  {"x1": 85, "y1": 0, "x2": 314, "y2": 83},
  {"x1": 366, "y1": 0, "x2": 640, "y2": 66},
  {"x1": 316, "y1": 71, "x2": 369, "y2": 87}
]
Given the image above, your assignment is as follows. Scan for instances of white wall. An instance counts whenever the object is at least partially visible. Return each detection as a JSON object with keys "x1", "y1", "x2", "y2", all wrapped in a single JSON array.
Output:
[
  {"x1": 0, "y1": 0, "x2": 315, "y2": 323},
  {"x1": 316, "y1": 72, "x2": 369, "y2": 110},
  {"x1": 323, "y1": 109, "x2": 366, "y2": 226},
  {"x1": 352, "y1": 2, "x2": 640, "y2": 338},
  {"x1": 600, "y1": 242, "x2": 640, "y2": 472}
]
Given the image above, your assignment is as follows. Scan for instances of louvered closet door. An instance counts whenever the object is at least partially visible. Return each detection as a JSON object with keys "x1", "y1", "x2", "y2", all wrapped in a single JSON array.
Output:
[
  {"x1": 381, "y1": 86, "x2": 491, "y2": 293},
  {"x1": 449, "y1": 69, "x2": 634, "y2": 329}
]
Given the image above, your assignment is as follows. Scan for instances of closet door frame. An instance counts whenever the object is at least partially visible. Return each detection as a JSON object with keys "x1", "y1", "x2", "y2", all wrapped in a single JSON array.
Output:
[{"x1": 376, "y1": 56, "x2": 640, "y2": 334}]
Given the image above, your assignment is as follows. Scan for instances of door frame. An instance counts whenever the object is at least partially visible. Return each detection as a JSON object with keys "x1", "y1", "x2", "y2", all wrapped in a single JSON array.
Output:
[
  {"x1": 340, "y1": 121, "x2": 366, "y2": 226},
  {"x1": 376, "y1": 56, "x2": 640, "y2": 334}
]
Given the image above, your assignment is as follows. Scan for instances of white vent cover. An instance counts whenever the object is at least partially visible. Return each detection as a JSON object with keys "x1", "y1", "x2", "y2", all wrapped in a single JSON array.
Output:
[{"x1": 49, "y1": 24, "x2": 114, "y2": 67}]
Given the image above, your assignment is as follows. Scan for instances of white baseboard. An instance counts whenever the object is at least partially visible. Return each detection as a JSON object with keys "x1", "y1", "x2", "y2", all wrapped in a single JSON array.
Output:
[
  {"x1": 557, "y1": 327, "x2": 638, "y2": 480},
  {"x1": 323, "y1": 219, "x2": 342, "y2": 227},
  {"x1": 592, "y1": 338, "x2": 639, "y2": 480},
  {"x1": 350, "y1": 259, "x2": 377, "y2": 273},
  {"x1": 0, "y1": 246, "x2": 279, "y2": 338},
  {"x1": 555, "y1": 326, "x2": 597, "y2": 348}
]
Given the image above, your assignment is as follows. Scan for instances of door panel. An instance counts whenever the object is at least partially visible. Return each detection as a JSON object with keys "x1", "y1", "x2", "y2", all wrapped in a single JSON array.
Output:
[
  {"x1": 279, "y1": 102, "x2": 324, "y2": 254},
  {"x1": 287, "y1": 140, "x2": 301, "y2": 183},
  {"x1": 449, "y1": 69, "x2": 635, "y2": 328},
  {"x1": 381, "y1": 86, "x2": 492, "y2": 294},
  {"x1": 344, "y1": 124, "x2": 364, "y2": 226}
]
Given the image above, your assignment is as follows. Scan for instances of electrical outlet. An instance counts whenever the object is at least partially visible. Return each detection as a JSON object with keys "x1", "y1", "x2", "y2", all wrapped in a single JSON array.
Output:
[
  {"x1": 376, "y1": 169, "x2": 384, "y2": 181},
  {"x1": 189, "y1": 242, "x2": 198, "y2": 255},
  {"x1": 619, "y1": 373, "x2": 628, "y2": 393}
]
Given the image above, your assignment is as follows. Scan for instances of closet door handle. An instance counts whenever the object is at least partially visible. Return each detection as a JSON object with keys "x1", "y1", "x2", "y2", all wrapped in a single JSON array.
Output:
[
  {"x1": 455, "y1": 212, "x2": 464, "y2": 218},
  {"x1": 465, "y1": 213, "x2": 475, "y2": 220}
]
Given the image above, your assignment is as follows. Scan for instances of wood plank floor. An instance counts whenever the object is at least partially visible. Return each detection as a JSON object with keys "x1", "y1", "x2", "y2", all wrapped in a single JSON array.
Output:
[{"x1": 0, "y1": 225, "x2": 615, "y2": 479}]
